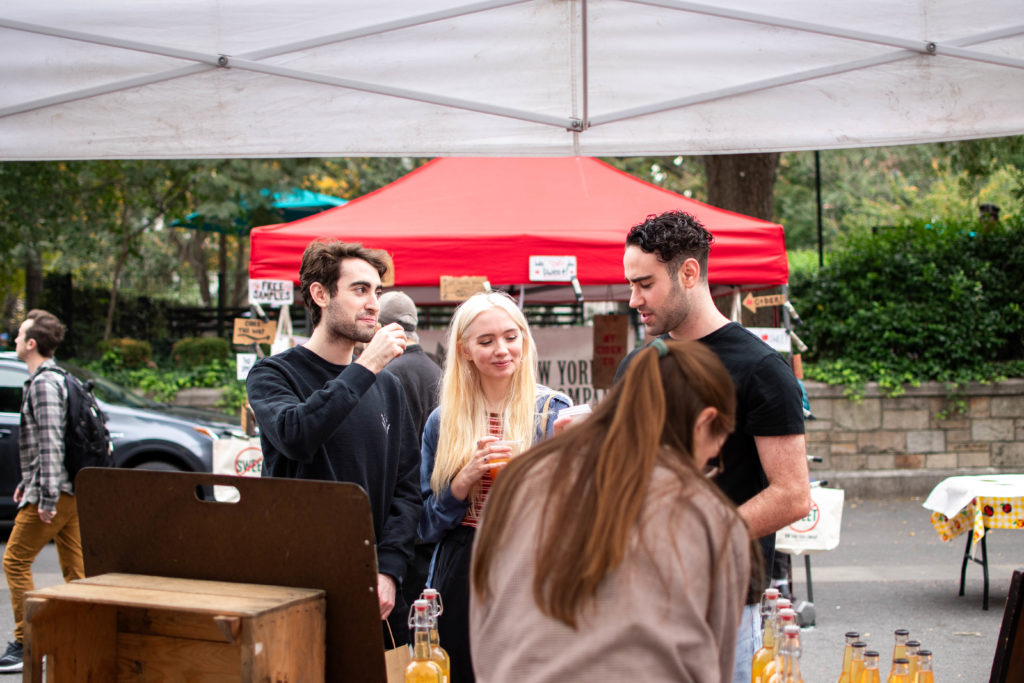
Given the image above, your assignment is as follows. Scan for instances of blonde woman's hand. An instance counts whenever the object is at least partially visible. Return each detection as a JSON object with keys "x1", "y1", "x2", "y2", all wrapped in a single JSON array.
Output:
[{"x1": 450, "y1": 435, "x2": 510, "y2": 501}]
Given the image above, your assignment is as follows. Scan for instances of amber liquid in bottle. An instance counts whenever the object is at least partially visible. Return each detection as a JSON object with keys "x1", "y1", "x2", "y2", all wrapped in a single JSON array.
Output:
[
  {"x1": 848, "y1": 642, "x2": 867, "y2": 683},
  {"x1": 886, "y1": 629, "x2": 910, "y2": 683},
  {"x1": 421, "y1": 589, "x2": 451, "y2": 683},
  {"x1": 836, "y1": 631, "x2": 860, "y2": 683},
  {"x1": 751, "y1": 588, "x2": 780, "y2": 683},
  {"x1": 406, "y1": 600, "x2": 443, "y2": 683},
  {"x1": 861, "y1": 650, "x2": 882, "y2": 683},
  {"x1": 913, "y1": 650, "x2": 935, "y2": 683},
  {"x1": 888, "y1": 658, "x2": 912, "y2": 683}
]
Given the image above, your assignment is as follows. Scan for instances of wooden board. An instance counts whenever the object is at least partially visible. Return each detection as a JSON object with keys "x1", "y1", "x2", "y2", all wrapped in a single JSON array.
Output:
[
  {"x1": 75, "y1": 469, "x2": 386, "y2": 682},
  {"x1": 991, "y1": 567, "x2": 1024, "y2": 682}
]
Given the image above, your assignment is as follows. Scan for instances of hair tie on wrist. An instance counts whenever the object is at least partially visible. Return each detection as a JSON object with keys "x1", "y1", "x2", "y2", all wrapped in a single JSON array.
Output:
[{"x1": 650, "y1": 337, "x2": 669, "y2": 357}]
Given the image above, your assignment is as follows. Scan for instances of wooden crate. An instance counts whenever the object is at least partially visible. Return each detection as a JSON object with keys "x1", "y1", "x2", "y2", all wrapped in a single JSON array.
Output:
[{"x1": 24, "y1": 573, "x2": 325, "y2": 682}]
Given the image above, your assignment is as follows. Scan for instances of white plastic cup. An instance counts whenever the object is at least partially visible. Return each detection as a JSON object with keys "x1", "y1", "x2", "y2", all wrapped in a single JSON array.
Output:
[{"x1": 557, "y1": 404, "x2": 593, "y2": 424}]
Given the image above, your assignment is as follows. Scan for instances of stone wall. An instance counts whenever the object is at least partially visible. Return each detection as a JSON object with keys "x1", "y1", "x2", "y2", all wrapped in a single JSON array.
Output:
[{"x1": 805, "y1": 378, "x2": 1024, "y2": 499}]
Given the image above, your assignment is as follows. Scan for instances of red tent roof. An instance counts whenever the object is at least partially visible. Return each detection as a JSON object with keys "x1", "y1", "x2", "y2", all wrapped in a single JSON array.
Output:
[{"x1": 249, "y1": 157, "x2": 788, "y2": 303}]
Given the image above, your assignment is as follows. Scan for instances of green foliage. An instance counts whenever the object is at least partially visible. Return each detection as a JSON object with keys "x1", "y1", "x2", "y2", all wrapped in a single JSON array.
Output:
[
  {"x1": 97, "y1": 338, "x2": 153, "y2": 369},
  {"x1": 774, "y1": 139, "x2": 1024, "y2": 251},
  {"x1": 77, "y1": 354, "x2": 247, "y2": 414},
  {"x1": 172, "y1": 337, "x2": 231, "y2": 365},
  {"x1": 791, "y1": 216, "x2": 1024, "y2": 397}
]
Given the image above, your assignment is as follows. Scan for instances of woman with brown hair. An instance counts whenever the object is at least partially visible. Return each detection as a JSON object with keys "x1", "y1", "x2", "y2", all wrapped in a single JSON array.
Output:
[{"x1": 470, "y1": 338, "x2": 756, "y2": 682}]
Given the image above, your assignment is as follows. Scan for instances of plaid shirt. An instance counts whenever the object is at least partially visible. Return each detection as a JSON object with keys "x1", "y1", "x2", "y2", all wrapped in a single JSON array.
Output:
[{"x1": 19, "y1": 358, "x2": 73, "y2": 512}]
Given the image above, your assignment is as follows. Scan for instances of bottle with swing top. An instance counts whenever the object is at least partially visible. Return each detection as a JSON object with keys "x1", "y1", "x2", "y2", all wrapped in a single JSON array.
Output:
[
  {"x1": 420, "y1": 589, "x2": 450, "y2": 683},
  {"x1": 405, "y1": 600, "x2": 443, "y2": 683}
]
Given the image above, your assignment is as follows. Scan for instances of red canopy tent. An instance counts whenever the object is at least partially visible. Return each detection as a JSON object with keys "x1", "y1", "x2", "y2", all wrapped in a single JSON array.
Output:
[{"x1": 249, "y1": 157, "x2": 789, "y2": 304}]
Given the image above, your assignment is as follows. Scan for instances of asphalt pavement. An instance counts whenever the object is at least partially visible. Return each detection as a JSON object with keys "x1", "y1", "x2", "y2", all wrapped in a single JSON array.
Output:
[
  {"x1": 0, "y1": 495, "x2": 1019, "y2": 680},
  {"x1": 787, "y1": 495, "x2": 1020, "y2": 681}
]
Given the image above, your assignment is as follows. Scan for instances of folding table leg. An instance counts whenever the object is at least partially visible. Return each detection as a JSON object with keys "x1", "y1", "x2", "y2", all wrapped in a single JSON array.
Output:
[
  {"x1": 982, "y1": 533, "x2": 989, "y2": 611},
  {"x1": 959, "y1": 531, "x2": 972, "y2": 597}
]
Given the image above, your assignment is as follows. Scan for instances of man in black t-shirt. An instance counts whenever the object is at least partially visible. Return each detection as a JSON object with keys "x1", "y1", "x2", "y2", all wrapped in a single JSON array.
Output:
[
  {"x1": 247, "y1": 240, "x2": 421, "y2": 644},
  {"x1": 616, "y1": 211, "x2": 809, "y2": 683}
]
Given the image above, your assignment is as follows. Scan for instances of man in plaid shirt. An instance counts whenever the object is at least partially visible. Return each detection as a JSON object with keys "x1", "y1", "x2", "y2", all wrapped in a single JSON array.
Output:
[{"x1": 0, "y1": 310, "x2": 85, "y2": 673}]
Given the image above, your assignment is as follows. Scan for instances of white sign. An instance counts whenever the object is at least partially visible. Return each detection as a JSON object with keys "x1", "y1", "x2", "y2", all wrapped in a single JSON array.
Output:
[
  {"x1": 529, "y1": 255, "x2": 577, "y2": 282},
  {"x1": 248, "y1": 279, "x2": 294, "y2": 306},
  {"x1": 747, "y1": 327, "x2": 792, "y2": 353},
  {"x1": 236, "y1": 353, "x2": 257, "y2": 381}
]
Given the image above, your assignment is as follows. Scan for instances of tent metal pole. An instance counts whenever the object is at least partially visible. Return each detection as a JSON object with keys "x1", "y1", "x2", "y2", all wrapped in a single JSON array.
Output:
[{"x1": 816, "y1": 151, "x2": 824, "y2": 268}]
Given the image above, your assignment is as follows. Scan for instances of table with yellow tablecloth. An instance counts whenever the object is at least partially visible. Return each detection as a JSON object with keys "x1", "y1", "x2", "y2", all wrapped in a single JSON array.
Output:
[{"x1": 923, "y1": 474, "x2": 1024, "y2": 610}]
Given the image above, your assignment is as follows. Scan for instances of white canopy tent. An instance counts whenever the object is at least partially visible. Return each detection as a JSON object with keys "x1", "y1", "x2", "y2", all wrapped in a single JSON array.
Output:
[{"x1": 2, "y1": 0, "x2": 1023, "y2": 160}]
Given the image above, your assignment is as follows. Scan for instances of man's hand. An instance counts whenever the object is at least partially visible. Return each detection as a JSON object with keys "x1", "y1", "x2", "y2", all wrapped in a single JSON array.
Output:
[
  {"x1": 38, "y1": 508, "x2": 55, "y2": 524},
  {"x1": 377, "y1": 573, "x2": 397, "y2": 620},
  {"x1": 13, "y1": 488, "x2": 23, "y2": 504},
  {"x1": 355, "y1": 323, "x2": 408, "y2": 374}
]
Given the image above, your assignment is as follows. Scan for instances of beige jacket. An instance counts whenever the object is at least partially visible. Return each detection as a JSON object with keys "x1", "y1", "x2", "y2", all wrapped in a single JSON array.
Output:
[{"x1": 470, "y1": 463, "x2": 751, "y2": 683}]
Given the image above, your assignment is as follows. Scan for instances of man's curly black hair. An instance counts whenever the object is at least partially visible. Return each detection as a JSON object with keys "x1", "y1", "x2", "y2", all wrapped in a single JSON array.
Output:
[{"x1": 625, "y1": 211, "x2": 713, "y2": 280}]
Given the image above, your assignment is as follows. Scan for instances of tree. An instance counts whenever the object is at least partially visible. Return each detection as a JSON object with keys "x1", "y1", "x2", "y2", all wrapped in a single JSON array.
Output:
[
  {"x1": 0, "y1": 161, "x2": 86, "y2": 323},
  {"x1": 73, "y1": 161, "x2": 198, "y2": 339},
  {"x1": 704, "y1": 153, "x2": 781, "y2": 221}
]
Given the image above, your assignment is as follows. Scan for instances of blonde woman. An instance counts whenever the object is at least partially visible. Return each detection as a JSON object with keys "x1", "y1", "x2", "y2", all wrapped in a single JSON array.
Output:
[
  {"x1": 471, "y1": 340, "x2": 757, "y2": 682},
  {"x1": 419, "y1": 291, "x2": 570, "y2": 683}
]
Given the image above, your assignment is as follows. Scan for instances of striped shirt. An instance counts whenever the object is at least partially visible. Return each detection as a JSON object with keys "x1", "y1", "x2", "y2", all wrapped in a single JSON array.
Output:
[
  {"x1": 461, "y1": 412, "x2": 503, "y2": 528},
  {"x1": 19, "y1": 359, "x2": 73, "y2": 512}
]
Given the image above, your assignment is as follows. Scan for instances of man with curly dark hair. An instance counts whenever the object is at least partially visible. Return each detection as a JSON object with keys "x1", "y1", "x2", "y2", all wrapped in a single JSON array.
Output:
[{"x1": 616, "y1": 210, "x2": 810, "y2": 683}]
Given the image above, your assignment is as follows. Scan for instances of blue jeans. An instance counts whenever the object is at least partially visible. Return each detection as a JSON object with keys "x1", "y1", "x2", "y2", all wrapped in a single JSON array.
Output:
[{"x1": 732, "y1": 604, "x2": 762, "y2": 683}]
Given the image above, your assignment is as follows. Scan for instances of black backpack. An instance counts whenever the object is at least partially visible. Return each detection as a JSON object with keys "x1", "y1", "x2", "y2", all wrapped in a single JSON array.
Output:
[{"x1": 39, "y1": 366, "x2": 115, "y2": 487}]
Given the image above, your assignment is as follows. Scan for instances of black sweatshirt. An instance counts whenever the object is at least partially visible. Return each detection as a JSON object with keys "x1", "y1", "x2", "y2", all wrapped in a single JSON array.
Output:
[{"x1": 246, "y1": 345, "x2": 422, "y2": 582}]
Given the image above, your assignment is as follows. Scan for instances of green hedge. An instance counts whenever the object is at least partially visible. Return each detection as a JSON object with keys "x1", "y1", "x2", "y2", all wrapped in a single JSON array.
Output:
[
  {"x1": 97, "y1": 338, "x2": 153, "y2": 368},
  {"x1": 790, "y1": 217, "x2": 1024, "y2": 395},
  {"x1": 172, "y1": 337, "x2": 231, "y2": 366}
]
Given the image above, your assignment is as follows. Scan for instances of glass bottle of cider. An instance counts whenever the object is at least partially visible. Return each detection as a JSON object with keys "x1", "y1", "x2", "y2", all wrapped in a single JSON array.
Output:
[
  {"x1": 420, "y1": 588, "x2": 451, "y2": 683},
  {"x1": 764, "y1": 608, "x2": 797, "y2": 683},
  {"x1": 752, "y1": 587, "x2": 780, "y2": 683},
  {"x1": 836, "y1": 631, "x2": 860, "y2": 683},
  {"x1": 913, "y1": 650, "x2": 934, "y2": 683},
  {"x1": 886, "y1": 629, "x2": 910, "y2": 682},
  {"x1": 848, "y1": 641, "x2": 867, "y2": 683},
  {"x1": 405, "y1": 600, "x2": 443, "y2": 683},
  {"x1": 888, "y1": 658, "x2": 912, "y2": 683},
  {"x1": 861, "y1": 651, "x2": 882, "y2": 683},
  {"x1": 769, "y1": 624, "x2": 804, "y2": 683},
  {"x1": 903, "y1": 640, "x2": 920, "y2": 680}
]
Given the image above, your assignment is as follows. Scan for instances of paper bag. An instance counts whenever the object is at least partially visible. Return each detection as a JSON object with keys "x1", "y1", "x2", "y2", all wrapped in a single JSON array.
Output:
[
  {"x1": 384, "y1": 621, "x2": 410, "y2": 683},
  {"x1": 775, "y1": 486, "x2": 844, "y2": 555},
  {"x1": 212, "y1": 435, "x2": 263, "y2": 502}
]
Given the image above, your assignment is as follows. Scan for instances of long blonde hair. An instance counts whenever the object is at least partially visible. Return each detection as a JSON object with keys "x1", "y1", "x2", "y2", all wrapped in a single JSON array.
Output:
[{"x1": 429, "y1": 291, "x2": 539, "y2": 494}]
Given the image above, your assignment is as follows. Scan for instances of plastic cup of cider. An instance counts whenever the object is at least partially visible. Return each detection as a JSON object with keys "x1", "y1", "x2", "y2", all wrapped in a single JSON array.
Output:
[{"x1": 488, "y1": 440, "x2": 522, "y2": 479}]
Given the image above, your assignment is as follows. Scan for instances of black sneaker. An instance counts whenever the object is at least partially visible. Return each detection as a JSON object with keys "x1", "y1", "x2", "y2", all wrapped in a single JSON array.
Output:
[{"x1": 0, "y1": 641, "x2": 22, "y2": 673}]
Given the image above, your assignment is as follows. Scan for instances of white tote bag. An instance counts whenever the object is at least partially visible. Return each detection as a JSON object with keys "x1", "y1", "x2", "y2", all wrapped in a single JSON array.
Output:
[
  {"x1": 775, "y1": 486, "x2": 845, "y2": 555},
  {"x1": 212, "y1": 435, "x2": 263, "y2": 502}
]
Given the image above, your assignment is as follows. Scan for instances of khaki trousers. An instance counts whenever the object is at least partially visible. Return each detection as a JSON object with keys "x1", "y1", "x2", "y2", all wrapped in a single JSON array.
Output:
[{"x1": 2, "y1": 493, "x2": 85, "y2": 643}]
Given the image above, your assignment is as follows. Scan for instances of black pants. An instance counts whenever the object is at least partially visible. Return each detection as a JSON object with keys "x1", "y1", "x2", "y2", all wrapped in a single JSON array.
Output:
[{"x1": 433, "y1": 525, "x2": 476, "y2": 683}]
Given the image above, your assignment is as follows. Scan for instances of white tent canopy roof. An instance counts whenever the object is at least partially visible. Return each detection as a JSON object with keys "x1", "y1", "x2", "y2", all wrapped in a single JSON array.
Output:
[{"x1": 2, "y1": 0, "x2": 1023, "y2": 160}]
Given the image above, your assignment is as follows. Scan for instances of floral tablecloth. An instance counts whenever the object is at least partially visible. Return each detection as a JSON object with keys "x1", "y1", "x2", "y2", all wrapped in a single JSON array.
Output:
[{"x1": 922, "y1": 475, "x2": 1024, "y2": 546}]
